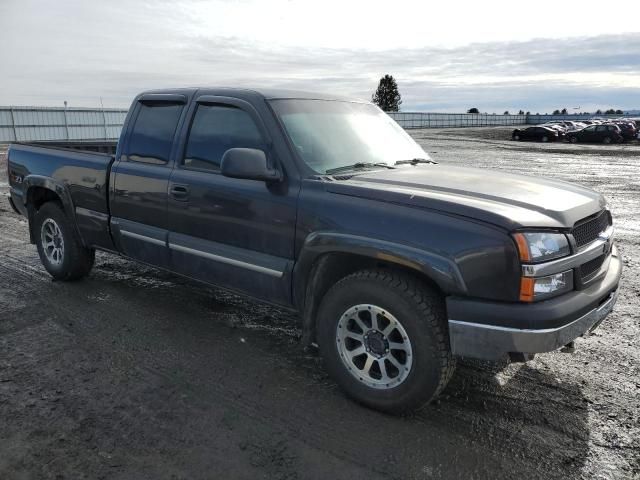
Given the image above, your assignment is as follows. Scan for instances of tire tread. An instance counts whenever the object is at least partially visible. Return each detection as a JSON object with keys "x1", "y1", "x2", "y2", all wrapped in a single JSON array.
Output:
[
  {"x1": 320, "y1": 268, "x2": 455, "y2": 412},
  {"x1": 34, "y1": 202, "x2": 94, "y2": 281}
]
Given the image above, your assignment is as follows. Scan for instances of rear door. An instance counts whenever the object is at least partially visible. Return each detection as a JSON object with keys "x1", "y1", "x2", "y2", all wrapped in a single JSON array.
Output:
[
  {"x1": 166, "y1": 95, "x2": 298, "y2": 305},
  {"x1": 109, "y1": 94, "x2": 187, "y2": 268}
]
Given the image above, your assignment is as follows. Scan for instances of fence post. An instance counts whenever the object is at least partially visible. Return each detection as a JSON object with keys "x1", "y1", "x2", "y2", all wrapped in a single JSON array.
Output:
[
  {"x1": 63, "y1": 105, "x2": 70, "y2": 141},
  {"x1": 102, "y1": 108, "x2": 108, "y2": 140},
  {"x1": 9, "y1": 107, "x2": 17, "y2": 142}
]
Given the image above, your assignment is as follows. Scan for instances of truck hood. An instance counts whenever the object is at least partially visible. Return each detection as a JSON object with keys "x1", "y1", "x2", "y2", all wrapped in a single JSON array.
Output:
[{"x1": 325, "y1": 165, "x2": 606, "y2": 230}]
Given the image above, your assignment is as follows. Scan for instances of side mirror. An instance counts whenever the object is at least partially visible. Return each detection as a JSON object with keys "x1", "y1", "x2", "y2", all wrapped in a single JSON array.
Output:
[{"x1": 220, "y1": 148, "x2": 281, "y2": 182}]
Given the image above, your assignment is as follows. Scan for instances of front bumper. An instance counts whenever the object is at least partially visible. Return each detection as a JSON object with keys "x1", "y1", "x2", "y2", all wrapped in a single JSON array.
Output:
[{"x1": 448, "y1": 252, "x2": 622, "y2": 361}]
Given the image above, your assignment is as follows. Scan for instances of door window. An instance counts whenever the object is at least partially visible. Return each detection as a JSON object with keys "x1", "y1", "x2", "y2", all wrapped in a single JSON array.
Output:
[
  {"x1": 183, "y1": 105, "x2": 265, "y2": 171},
  {"x1": 127, "y1": 102, "x2": 184, "y2": 164}
]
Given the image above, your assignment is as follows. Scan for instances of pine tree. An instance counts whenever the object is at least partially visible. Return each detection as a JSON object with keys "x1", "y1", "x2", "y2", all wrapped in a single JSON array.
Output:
[
  {"x1": 372, "y1": 75, "x2": 402, "y2": 112},
  {"x1": 467, "y1": 107, "x2": 479, "y2": 114}
]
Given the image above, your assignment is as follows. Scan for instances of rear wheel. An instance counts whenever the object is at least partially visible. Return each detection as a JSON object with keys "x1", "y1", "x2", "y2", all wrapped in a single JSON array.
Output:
[
  {"x1": 316, "y1": 269, "x2": 455, "y2": 414},
  {"x1": 541, "y1": 135, "x2": 549, "y2": 142},
  {"x1": 34, "y1": 202, "x2": 95, "y2": 281},
  {"x1": 570, "y1": 136, "x2": 578, "y2": 144},
  {"x1": 603, "y1": 136, "x2": 612, "y2": 144}
]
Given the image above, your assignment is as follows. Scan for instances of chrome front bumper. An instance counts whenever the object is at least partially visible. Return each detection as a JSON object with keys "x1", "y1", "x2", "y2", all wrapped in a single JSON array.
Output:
[{"x1": 448, "y1": 253, "x2": 622, "y2": 361}]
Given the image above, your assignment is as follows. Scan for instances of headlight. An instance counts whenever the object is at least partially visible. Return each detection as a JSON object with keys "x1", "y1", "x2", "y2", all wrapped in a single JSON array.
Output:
[
  {"x1": 513, "y1": 232, "x2": 570, "y2": 263},
  {"x1": 520, "y1": 271, "x2": 574, "y2": 302}
]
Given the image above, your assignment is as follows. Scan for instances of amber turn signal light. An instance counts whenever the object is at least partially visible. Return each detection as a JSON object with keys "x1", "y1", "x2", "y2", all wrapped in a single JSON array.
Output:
[
  {"x1": 519, "y1": 277, "x2": 535, "y2": 302},
  {"x1": 513, "y1": 233, "x2": 531, "y2": 262}
]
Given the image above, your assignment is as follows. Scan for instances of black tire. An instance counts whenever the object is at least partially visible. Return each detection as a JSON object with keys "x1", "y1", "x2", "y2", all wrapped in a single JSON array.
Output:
[
  {"x1": 33, "y1": 202, "x2": 95, "y2": 281},
  {"x1": 570, "y1": 136, "x2": 578, "y2": 144},
  {"x1": 541, "y1": 135, "x2": 549, "y2": 143},
  {"x1": 513, "y1": 134, "x2": 520, "y2": 141},
  {"x1": 603, "y1": 136, "x2": 612, "y2": 144},
  {"x1": 316, "y1": 269, "x2": 455, "y2": 414}
]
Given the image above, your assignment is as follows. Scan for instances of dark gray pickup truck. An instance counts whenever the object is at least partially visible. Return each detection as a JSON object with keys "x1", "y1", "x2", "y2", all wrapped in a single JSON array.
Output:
[{"x1": 7, "y1": 88, "x2": 622, "y2": 413}]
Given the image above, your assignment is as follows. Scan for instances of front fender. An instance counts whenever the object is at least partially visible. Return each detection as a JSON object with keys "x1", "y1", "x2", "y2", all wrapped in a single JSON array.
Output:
[{"x1": 293, "y1": 231, "x2": 467, "y2": 311}]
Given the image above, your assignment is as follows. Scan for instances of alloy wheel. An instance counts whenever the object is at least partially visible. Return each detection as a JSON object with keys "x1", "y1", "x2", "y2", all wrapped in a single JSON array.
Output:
[
  {"x1": 41, "y1": 218, "x2": 64, "y2": 265},
  {"x1": 336, "y1": 304, "x2": 413, "y2": 389}
]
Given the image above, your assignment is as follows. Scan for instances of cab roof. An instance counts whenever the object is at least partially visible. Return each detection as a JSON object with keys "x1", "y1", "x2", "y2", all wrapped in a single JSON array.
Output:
[{"x1": 139, "y1": 87, "x2": 366, "y2": 103}]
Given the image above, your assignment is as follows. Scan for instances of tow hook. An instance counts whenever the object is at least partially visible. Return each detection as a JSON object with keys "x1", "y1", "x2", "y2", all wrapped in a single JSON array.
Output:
[
  {"x1": 508, "y1": 352, "x2": 536, "y2": 363},
  {"x1": 561, "y1": 341, "x2": 576, "y2": 353}
]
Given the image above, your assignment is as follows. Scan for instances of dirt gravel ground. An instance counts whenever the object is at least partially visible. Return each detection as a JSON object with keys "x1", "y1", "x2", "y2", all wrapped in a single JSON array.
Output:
[{"x1": 0, "y1": 129, "x2": 638, "y2": 480}]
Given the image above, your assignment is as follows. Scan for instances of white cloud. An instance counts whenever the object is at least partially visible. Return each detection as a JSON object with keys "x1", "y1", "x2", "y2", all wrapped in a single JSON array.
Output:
[{"x1": 0, "y1": 0, "x2": 639, "y2": 111}]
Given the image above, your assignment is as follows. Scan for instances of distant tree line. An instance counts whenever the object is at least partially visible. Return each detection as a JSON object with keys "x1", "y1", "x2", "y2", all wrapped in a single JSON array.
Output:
[
  {"x1": 370, "y1": 78, "x2": 627, "y2": 116},
  {"x1": 466, "y1": 107, "x2": 626, "y2": 115}
]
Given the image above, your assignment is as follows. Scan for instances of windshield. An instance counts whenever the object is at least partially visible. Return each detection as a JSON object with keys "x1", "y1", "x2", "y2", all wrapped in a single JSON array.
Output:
[{"x1": 270, "y1": 99, "x2": 430, "y2": 174}]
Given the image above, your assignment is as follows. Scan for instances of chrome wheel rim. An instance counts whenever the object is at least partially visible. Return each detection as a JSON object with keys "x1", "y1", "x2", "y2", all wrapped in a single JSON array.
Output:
[
  {"x1": 41, "y1": 218, "x2": 64, "y2": 265},
  {"x1": 336, "y1": 304, "x2": 413, "y2": 389}
]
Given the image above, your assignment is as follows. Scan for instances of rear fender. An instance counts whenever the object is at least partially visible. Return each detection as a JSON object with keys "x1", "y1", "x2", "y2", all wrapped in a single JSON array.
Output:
[{"x1": 23, "y1": 175, "x2": 82, "y2": 245}]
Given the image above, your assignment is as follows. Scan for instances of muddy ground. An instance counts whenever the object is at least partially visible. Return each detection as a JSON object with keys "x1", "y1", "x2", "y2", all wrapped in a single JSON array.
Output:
[{"x1": 0, "y1": 129, "x2": 638, "y2": 479}]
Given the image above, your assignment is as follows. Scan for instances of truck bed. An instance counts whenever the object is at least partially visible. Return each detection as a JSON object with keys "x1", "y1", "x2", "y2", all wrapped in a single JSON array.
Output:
[
  {"x1": 8, "y1": 143, "x2": 113, "y2": 213},
  {"x1": 7, "y1": 143, "x2": 116, "y2": 249}
]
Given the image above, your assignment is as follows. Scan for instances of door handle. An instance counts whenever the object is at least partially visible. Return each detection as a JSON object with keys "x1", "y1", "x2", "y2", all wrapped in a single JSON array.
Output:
[{"x1": 169, "y1": 184, "x2": 190, "y2": 200}]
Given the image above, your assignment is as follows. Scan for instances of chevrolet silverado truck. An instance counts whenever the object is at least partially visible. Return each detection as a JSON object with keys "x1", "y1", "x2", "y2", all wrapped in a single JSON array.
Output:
[{"x1": 7, "y1": 88, "x2": 622, "y2": 413}]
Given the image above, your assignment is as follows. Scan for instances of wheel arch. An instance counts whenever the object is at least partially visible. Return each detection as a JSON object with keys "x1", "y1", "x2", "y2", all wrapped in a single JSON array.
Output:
[
  {"x1": 23, "y1": 176, "x2": 79, "y2": 244},
  {"x1": 293, "y1": 232, "x2": 466, "y2": 345}
]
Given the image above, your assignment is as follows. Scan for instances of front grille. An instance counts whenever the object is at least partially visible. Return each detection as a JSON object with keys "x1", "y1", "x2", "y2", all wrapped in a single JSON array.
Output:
[
  {"x1": 572, "y1": 210, "x2": 611, "y2": 248},
  {"x1": 579, "y1": 254, "x2": 606, "y2": 282}
]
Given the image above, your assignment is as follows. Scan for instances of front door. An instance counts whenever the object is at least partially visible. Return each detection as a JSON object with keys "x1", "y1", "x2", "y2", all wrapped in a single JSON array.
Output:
[
  {"x1": 581, "y1": 125, "x2": 597, "y2": 142},
  {"x1": 167, "y1": 96, "x2": 298, "y2": 305}
]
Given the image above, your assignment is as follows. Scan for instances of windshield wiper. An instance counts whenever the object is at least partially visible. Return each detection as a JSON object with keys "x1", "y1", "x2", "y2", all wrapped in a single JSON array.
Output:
[
  {"x1": 395, "y1": 158, "x2": 438, "y2": 166},
  {"x1": 325, "y1": 162, "x2": 395, "y2": 175}
]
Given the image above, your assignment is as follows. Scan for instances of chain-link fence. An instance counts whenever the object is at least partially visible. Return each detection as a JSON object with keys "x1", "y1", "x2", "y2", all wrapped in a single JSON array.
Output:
[
  {"x1": 0, "y1": 106, "x2": 128, "y2": 142},
  {"x1": 1, "y1": 106, "x2": 635, "y2": 142},
  {"x1": 388, "y1": 112, "x2": 527, "y2": 129}
]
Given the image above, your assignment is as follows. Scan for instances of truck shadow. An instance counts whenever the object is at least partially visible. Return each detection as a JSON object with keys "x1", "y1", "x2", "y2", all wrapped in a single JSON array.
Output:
[
  {"x1": 77, "y1": 258, "x2": 591, "y2": 479},
  {"x1": 420, "y1": 358, "x2": 590, "y2": 477}
]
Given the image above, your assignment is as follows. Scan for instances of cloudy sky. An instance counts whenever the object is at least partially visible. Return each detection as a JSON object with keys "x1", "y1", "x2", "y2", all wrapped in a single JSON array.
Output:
[{"x1": 1, "y1": 0, "x2": 639, "y2": 112}]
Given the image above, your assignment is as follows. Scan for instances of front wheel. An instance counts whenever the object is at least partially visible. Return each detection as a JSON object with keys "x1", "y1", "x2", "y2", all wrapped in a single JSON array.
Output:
[
  {"x1": 316, "y1": 269, "x2": 455, "y2": 414},
  {"x1": 541, "y1": 135, "x2": 549, "y2": 142},
  {"x1": 34, "y1": 202, "x2": 95, "y2": 281},
  {"x1": 603, "y1": 136, "x2": 612, "y2": 144},
  {"x1": 570, "y1": 136, "x2": 578, "y2": 144}
]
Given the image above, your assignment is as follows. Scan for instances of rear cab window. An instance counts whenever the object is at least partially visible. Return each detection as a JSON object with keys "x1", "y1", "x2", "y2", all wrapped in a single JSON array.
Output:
[{"x1": 127, "y1": 102, "x2": 184, "y2": 164}]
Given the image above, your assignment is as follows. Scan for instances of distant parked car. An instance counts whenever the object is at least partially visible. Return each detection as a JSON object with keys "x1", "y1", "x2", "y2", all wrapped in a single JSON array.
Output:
[
  {"x1": 541, "y1": 123, "x2": 567, "y2": 135},
  {"x1": 614, "y1": 123, "x2": 637, "y2": 141},
  {"x1": 565, "y1": 124, "x2": 623, "y2": 144},
  {"x1": 512, "y1": 126, "x2": 559, "y2": 142}
]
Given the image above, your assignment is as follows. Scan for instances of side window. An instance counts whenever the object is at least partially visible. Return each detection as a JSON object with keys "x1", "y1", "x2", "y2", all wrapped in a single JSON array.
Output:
[
  {"x1": 596, "y1": 125, "x2": 606, "y2": 132},
  {"x1": 183, "y1": 104, "x2": 265, "y2": 171},
  {"x1": 127, "y1": 102, "x2": 183, "y2": 164}
]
